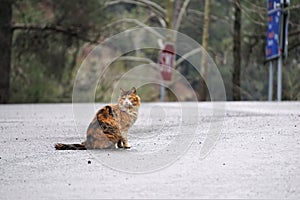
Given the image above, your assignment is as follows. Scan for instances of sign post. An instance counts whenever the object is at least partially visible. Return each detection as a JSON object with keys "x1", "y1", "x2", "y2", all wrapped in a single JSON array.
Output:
[
  {"x1": 158, "y1": 43, "x2": 175, "y2": 101},
  {"x1": 268, "y1": 61, "x2": 273, "y2": 101},
  {"x1": 266, "y1": 0, "x2": 289, "y2": 101}
]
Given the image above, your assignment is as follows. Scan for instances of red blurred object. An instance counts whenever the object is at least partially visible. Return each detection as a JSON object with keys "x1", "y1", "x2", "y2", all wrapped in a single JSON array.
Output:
[{"x1": 158, "y1": 43, "x2": 175, "y2": 81}]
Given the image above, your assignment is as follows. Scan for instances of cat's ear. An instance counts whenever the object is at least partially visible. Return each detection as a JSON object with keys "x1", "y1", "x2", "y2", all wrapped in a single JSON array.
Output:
[
  {"x1": 131, "y1": 87, "x2": 137, "y2": 94},
  {"x1": 120, "y1": 88, "x2": 125, "y2": 95}
]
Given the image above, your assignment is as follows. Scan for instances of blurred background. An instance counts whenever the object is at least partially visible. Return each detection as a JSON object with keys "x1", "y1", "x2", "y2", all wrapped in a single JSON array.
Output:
[{"x1": 0, "y1": 0, "x2": 299, "y2": 103}]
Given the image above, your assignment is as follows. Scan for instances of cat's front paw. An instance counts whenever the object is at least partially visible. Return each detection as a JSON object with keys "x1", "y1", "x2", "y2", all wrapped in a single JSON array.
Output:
[
  {"x1": 117, "y1": 140, "x2": 123, "y2": 148},
  {"x1": 124, "y1": 144, "x2": 131, "y2": 149}
]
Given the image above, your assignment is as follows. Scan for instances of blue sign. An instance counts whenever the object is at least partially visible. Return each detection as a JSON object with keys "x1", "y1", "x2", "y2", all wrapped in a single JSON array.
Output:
[
  {"x1": 267, "y1": 0, "x2": 280, "y2": 11},
  {"x1": 266, "y1": 10, "x2": 281, "y2": 60},
  {"x1": 266, "y1": 0, "x2": 281, "y2": 60}
]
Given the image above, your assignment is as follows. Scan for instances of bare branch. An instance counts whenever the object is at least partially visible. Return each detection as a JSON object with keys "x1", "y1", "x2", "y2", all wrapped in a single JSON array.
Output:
[
  {"x1": 12, "y1": 24, "x2": 100, "y2": 44},
  {"x1": 105, "y1": 0, "x2": 166, "y2": 19},
  {"x1": 289, "y1": 30, "x2": 300, "y2": 37},
  {"x1": 175, "y1": 47, "x2": 202, "y2": 67},
  {"x1": 135, "y1": 0, "x2": 166, "y2": 15},
  {"x1": 117, "y1": 56, "x2": 155, "y2": 64},
  {"x1": 174, "y1": 0, "x2": 191, "y2": 31},
  {"x1": 104, "y1": 18, "x2": 165, "y2": 40},
  {"x1": 289, "y1": 42, "x2": 300, "y2": 52},
  {"x1": 116, "y1": 56, "x2": 159, "y2": 71},
  {"x1": 188, "y1": 9, "x2": 230, "y2": 24}
]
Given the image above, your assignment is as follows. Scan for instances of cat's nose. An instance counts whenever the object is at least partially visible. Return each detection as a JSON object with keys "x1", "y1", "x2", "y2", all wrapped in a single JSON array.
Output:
[{"x1": 124, "y1": 100, "x2": 132, "y2": 106}]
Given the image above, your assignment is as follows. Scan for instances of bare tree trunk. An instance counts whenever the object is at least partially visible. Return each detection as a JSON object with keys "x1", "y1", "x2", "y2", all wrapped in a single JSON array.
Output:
[
  {"x1": 173, "y1": 0, "x2": 181, "y2": 29},
  {"x1": 199, "y1": 0, "x2": 210, "y2": 101},
  {"x1": 0, "y1": 0, "x2": 13, "y2": 103},
  {"x1": 166, "y1": 0, "x2": 174, "y2": 31},
  {"x1": 232, "y1": 0, "x2": 241, "y2": 100}
]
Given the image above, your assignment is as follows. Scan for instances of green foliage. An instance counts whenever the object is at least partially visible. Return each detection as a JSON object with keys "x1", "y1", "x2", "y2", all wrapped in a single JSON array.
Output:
[
  {"x1": 10, "y1": 0, "x2": 112, "y2": 103},
  {"x1": 10, "y1": 61, "x2": 64, "y2": 103},
  {"x1": 6, "y1": 0, "x2": 300, "y2": 102},
  {"x1": 283, "y1": 62, "x2": 300, "y2": 100}
]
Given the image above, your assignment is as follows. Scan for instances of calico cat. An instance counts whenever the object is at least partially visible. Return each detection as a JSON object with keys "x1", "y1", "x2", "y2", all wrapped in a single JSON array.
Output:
[{"x1": 55, "y1": 87, "x2": 140, "y2": 150}]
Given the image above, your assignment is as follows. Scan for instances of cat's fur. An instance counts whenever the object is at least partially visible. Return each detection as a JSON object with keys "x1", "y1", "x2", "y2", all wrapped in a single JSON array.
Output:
[{"x1": 55, "y1": 87, "x2": 140, "y2": 150}]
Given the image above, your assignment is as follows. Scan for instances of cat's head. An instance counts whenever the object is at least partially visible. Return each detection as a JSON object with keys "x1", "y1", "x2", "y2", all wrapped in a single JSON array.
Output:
[{"x1": 118, "y1": 87, "x2": 140, "y2": 109}]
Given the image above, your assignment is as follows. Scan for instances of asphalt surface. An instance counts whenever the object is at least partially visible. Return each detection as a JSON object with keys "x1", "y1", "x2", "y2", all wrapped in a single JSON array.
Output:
[{"x1": 0, "y1": 102, "x2": 299, "y2": 199}]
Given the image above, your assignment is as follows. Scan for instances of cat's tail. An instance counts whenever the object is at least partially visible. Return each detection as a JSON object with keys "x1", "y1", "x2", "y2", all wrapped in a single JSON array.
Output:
[{"x1": 55, "y1": 143, "x2": 86, "y2": 150}]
